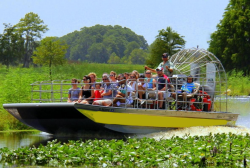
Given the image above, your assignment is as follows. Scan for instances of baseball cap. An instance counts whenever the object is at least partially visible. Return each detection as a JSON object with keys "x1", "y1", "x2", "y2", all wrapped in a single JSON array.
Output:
[
  {"x1": 156, "y1": 67, "x2": 163, "y2": 71},
  {"x1": 162, "y1": 53, "x2": 169, "y2": 58}
]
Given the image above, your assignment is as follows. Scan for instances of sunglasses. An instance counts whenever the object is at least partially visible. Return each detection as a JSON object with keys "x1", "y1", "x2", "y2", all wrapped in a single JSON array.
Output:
[
  {"x1": 83, "y1": 79, "x2": 87, "y2": 81},
  {"x1": 103, "y1": 78, "x2": 108, "y2": 81},
  {"x1": 156, "y1": 69, "x2": 162, "y2": 71},
  {"x1": 110, "y1": 74, "x2": 114, "y2": 77},
  {"x1": 130, "y1": 76, "x2": 135, "y2": 78},
  {"x1": 162, "y1": 56, "x2": 168, "y2": 58},
  {"x1": 145, "y1": 73, "x2": 151, "y2": 74}
]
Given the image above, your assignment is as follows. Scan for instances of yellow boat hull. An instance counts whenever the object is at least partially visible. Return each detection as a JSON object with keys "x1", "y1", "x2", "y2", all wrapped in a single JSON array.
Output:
[{"x1": 75, "y1": 104, "x2": 238, "y2": 128}]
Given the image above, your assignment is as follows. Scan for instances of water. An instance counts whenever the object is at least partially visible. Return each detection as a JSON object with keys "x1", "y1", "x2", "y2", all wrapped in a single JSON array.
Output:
[
  {"x1": 0, "y1": 97, "x2": 249, "y2": 149},
  {"x1": 0, "y1": 131, "x2": 51, "y2": 150}
]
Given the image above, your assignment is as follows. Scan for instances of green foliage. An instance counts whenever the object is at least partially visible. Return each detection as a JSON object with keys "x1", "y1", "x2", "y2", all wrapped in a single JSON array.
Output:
[
  {"x1": 107, "y1": 52, "x2": 121, "y2": 64},
  {"x1": 15, "y1": 12, "x2": 49, "y2": 68},
  {"x1": 128, "y1": 48, "x2": 149, "y2": 64},
  {"x1": 1, "y1": 133, "x2": 250, "y2": 167},
  {"x1": 147, "y1": 27, "x2": 185, "y2": 67},
  {"x1": 208, "y1": 0, "x2": 250, "y2": 76},
  {"x1": 32, "y1": 36, "x2": 68, "y2": 80},
  {"x1": 124, "y1": 41, "x2": 140, "y2": 57},
  {"x1": 0, "y1": 24, "x2": 24, "y2": 68},
  {"x1": 60, "y1": 24, "x2": 148, "y2": 63},
  {"x1": 226, "y1": 70, "x2": 250, "y2": 96},
  {"x1": 33, "y1": 37, "x2": 68, "y2": 66}
]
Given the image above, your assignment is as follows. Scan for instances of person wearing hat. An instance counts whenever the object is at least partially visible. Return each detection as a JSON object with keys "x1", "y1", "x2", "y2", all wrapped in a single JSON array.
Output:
[{"x1": 144, "y1": 53, "x2": 174, "y2": 77}]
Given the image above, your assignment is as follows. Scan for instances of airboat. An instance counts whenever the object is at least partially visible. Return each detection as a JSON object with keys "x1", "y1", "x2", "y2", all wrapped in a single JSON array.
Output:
[{"x1": 3, "y1": 48, "x2": 239, "y2": 135}]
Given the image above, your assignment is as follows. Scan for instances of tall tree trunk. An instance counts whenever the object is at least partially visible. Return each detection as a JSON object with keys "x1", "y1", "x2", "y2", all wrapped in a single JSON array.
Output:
[
  {"x1": 23, "y1": 38, "x2": 29, "y2": 68},
  {"x1": 49, "y1": 58, "x2": 52, "y2": 81}
]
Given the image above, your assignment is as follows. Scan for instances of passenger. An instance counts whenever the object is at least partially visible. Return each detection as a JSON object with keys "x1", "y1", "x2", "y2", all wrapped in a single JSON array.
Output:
[
  {"x1": 128, "y1": 73, "x2": 140, "y2": 92},
  {"x1": 128, "y1": 72, "x2": 141, "y2": 100},
  {"x1": 151, "y1": 67, "x2": 171, "y2": 109},
  {"x1": 172, "y1": 75, "x2": 196, "y2": 102},
  {"x1": 144, "y1": 70, "x2": 154, "y2": 89},
  {"x1": 132, "y1": 70, "x2": 140, "y2": 79},
  {"x1": 101, "y1": 72, "x2": 109, "y2": 87},
  {"x1": 117, "y1": 73, "x2": 125, "y2": 86},
  {"x1": 117, "y1": 73, "x2": 123, "y2": 81},
  {"x1": 107, "y1": 77, "x2": 133, "y2": 107},
  {"x1": 88, "y1": 72, "x2": 97, "y2": 88},
  {"x1": 138, "y1": 71, "x2": 156, "y2": 100},
  {"x1": 79, "y1": 75, "x2": 95, "y2": 104},
  {"x1": 145, "y1": 53, "x2": 174, "y2": 77},
  {"x1": 93, "y1": 83, "x2": 102, "y2": 102},
  {"x1": 110, "y1": 71, "x2": 118, "y2": 86},
  {"x1": 67, "y1": 78, "x2": 81, "y2": 103},
  {"x1": 92, "y1": 74, "x2": 117, "y2": 106},
  {"x1": 138, "y1": 74, "x2": 146, "y2": 100},
  {"x1": 124, "y1": 72, "x2": 130, "y2": 80}
]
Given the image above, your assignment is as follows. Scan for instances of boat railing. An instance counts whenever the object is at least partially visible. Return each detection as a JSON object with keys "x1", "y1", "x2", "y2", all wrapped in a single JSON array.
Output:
[{"x1": 30, "y1": 76, "x2": 227, "y2": 112}]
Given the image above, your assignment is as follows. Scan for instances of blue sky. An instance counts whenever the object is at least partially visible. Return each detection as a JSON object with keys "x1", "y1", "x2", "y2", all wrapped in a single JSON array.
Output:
[{"x1": 0, "y1": 0, "x2": 229, "y2": 49}]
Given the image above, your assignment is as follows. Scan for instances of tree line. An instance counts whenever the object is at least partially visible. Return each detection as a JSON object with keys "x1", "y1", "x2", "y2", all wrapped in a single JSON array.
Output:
[
  {"x1": 208, "y1": 0, "x2": 250, "y2": 76},
  {"x1": 0, "y1": 12, "x2": 186, "y2": 69},
  {"x1": 0, "y1": 12, "x2": 48, "y2": 68},
  {"x1": 59, "y1": 24, "x2": 149, "y2": 64},
  {"x1": 1, "y1": 0, "x2": 249, "y2": 76}
]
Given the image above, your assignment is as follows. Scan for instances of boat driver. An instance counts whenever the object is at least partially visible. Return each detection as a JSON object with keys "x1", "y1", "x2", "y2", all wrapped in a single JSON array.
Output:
[{"x1": 144, "y1": 53, "x2": 174, "y2": 77}]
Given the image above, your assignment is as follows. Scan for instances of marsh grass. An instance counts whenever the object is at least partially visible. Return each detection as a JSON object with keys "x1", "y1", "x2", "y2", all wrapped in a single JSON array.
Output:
[
  {"x1": 227, "y1": 71, "x2": 250, "y2": 96},
  {"x1": 1, "y1": 133, "x2": 250, "y2": 167}
]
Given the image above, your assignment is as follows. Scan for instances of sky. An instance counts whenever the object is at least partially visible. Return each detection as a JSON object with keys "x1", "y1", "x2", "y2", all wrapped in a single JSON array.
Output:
[{"x1": 0, "y1": 0, "x2": 229, "y2": 49}]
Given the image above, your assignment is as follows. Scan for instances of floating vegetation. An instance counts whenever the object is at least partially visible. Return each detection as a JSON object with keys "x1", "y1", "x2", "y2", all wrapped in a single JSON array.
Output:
[{"x1": 1, "y1": 133, "x2": 250, "y2": 167}]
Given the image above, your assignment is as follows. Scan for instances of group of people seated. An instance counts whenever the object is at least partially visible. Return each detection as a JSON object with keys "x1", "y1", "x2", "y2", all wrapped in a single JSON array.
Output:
[
  {"x1": 67, "y1": 52, "x2": 199, "y2": 109},
  {"x1": 67, "y1": 70, "x2": 198, "y2": 110}
]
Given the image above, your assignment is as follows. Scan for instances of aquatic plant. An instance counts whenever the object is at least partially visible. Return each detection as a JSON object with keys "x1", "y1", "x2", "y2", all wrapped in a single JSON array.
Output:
[{"x1": 1, "y1": 133, "x2": 250, "y2": 167}]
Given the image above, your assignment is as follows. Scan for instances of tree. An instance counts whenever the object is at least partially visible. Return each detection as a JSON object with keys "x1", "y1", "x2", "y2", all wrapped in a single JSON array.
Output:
[
  {"x1": 107, "y1": 52, "x2": 121, "y2": 64},
  {"x1": 0, "y1": 24, "x2": 24, "y2": 68},
  {"x1": 59, "y1": 24, "x2": 148, "y2": 63},
  {"x1": 87, "y1": 43, "x2": 108, "y2": 63},
  {"x1": 128, "y1": 49, "x2": 149, "y2": 64},
  {"x1": 15, "y1": 12, "x2": 49, "y2": 68},
  {"x1": 208, "y1": 0, "x2": 250, "y2": 76},
  {"x1": 146, "y1": 27, "x2": 185, "y2": 67},
  {"x1": 124, "y1": 41, "x2": 140, "y2": 57},
  {"x1": 32, "y1": 37, "x2": 68, "y2": 80}
]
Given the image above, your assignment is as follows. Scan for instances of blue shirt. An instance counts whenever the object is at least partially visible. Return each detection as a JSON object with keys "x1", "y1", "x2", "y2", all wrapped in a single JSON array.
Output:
[
  {"x1": 68, "y1": 87, "x2": 81, "y2": 101},
  {"x1": 181, "y1": 82, "x2": 196, "y2": 94},
  {"x1": 103, "y1": 83, "x2": 117, "y2": 99},
  {"x1": 144, "y1": 78, "x2": 153, "y2": 88}
]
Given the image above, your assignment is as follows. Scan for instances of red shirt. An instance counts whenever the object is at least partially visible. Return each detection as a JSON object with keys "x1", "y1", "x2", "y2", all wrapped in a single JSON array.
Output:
[{"x1": 94, "y1": 90, "x2": 102, "y2": 101}]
